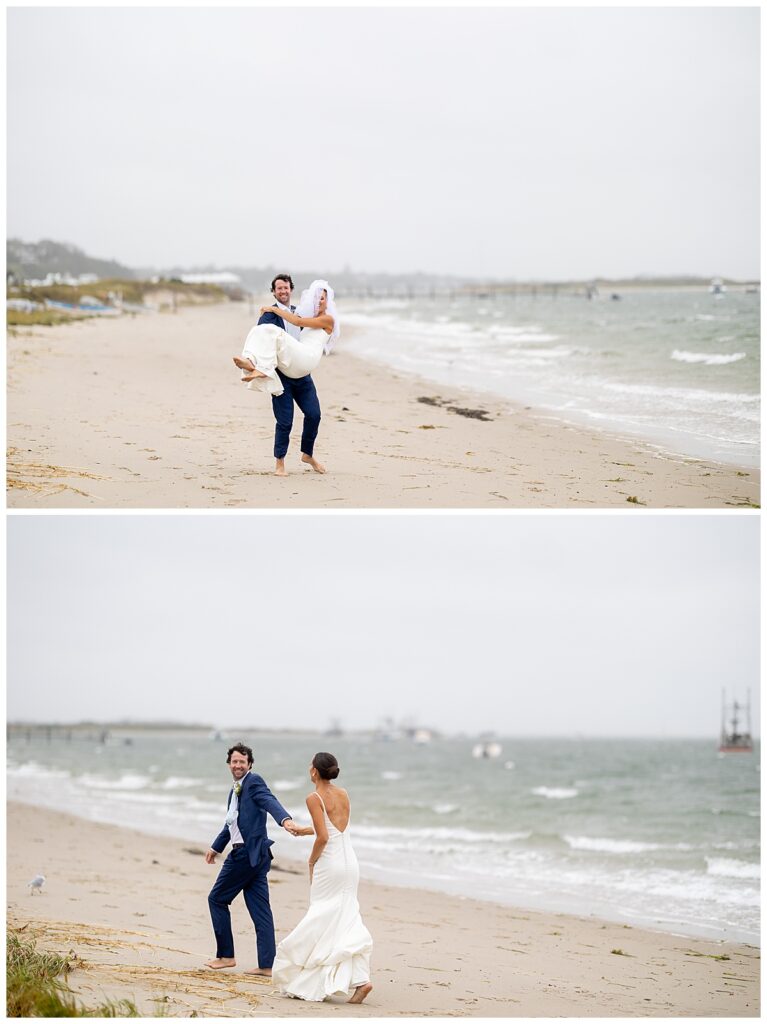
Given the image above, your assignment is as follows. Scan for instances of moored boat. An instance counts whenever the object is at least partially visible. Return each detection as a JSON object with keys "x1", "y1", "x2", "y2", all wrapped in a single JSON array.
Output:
[{"x1": 718, "y1": 690, "x2": 753, "y2": 753}]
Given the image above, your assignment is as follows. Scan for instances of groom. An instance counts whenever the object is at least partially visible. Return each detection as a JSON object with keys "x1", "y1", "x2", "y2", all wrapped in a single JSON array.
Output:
[
  {"x1": 259, "y1": 273, "x2": 324, "y2": 477},
  {"x1": 205, "y1": 742, "x2": 299, "y2": 975}
]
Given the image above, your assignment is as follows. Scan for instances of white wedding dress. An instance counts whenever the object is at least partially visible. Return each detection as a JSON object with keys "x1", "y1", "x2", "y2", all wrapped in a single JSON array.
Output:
[
  {"x1": 272, "y1": 796, "x2": 372, "y2": 1001},
  {"x1": 241, "y1": 325, "x2": 328, "y2": 397}
]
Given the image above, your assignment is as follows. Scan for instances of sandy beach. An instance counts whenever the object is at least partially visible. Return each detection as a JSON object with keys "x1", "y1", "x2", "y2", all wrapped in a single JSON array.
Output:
[
  {"x1": 6, "y1": 802, "x2": 759, "y2": 1017},
  {"x1": 6, "y1": 302, "x2": 759, "y2": 508}
]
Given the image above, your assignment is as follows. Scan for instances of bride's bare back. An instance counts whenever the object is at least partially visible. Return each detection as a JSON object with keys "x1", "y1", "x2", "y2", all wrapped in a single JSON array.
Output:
[{"x1": 309, "y1": 786, "x2": 350, "y2": 833}]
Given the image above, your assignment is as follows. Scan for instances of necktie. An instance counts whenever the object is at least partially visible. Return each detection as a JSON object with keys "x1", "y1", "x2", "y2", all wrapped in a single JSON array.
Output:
[{"x1": 225, "y1": 786, "x2": 239, "y2": 829}]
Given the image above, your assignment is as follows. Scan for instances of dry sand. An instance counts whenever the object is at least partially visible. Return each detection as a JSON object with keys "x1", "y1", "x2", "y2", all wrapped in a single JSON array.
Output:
[
  {"x1": 6, "y1": 302, "x2": 759, "y2": 508},
  {"x1": 6, "y1": 802, "x2": 759, "y2": 1017}
]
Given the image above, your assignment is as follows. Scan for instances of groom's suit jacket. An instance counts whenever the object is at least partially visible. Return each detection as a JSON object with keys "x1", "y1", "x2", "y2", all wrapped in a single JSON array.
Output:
[
  {"x1": 258, "y1": 303, "x2": 296, "y2": 333},
  {"x1": 211, "y1": 772, "x2": 291, "y2": 869}
]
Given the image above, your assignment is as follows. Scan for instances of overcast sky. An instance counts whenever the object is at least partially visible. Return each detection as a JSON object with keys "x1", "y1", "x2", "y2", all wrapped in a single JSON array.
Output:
[
  {"x1": 7, "y1": 514, "x2": 759, "y2": 737},
  {"x1": 7, "y1": 5, "x2": 759, "y2": 280}
]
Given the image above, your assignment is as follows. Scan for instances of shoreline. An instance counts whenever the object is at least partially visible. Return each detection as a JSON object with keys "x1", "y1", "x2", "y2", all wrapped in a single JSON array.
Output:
[
  {"x1": 7, "y1": 302, "x2": 760, "y2": 508},
  {"x1": 7, "y1": 802, "x2": 760, "y2": 1017},
  {"x1": 340, "y1": 336, "x2": 759, "y2": 472},
  {"x1": 6, "y1": 778, "x2": 758, "y2": 948}
]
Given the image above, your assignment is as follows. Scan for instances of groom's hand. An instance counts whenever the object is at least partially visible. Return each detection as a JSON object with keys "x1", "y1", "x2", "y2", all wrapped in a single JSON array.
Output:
[
  {"x1": 205, "y1": 849, "x2": 218, "y2": 864},
  {"x1": 282, "y1": 818, "x2": 300, "y2": 836}
]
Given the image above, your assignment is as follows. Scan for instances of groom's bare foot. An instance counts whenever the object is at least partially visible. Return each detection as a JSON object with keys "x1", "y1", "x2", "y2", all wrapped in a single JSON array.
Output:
[
  {"x1": 301, "y1": 454, "x2": 326, "y2": 474},
  {"x1": 233, "y1": 356, "x2": 255, "y2": 371},
  {"x1": 243, "y1": 967, "x2": 272, "y2": 976},
  {"x1": 275, "y1": 459, "x2": 288, "y2": 477},
  {"x1": 348, "y1": 983, "x2": 373, "y2": 1004},
  {"x1": 205, "y1": 957, "x2": 236, "y2": 970}
]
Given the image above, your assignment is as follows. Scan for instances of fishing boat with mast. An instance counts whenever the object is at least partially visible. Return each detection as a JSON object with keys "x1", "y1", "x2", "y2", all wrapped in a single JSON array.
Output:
[{"x1": 718, "y1": 690, "x2": 753, "y2": 753}]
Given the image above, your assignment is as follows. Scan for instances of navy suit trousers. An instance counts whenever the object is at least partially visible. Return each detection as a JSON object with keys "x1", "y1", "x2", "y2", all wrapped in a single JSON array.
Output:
[
  {"x1": 208, "y1": 846, "x2": 275, "y2": 965},
  {"x1": 271, "y1": 369, "x2": 321, "y2": 459}
]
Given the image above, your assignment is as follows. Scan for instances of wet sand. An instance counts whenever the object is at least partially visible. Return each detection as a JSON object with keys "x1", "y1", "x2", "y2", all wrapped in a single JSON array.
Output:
[
  {"x1": 6, "y1": 802, "x2": 760, "y2": 1017},
  {"x1": 6, "y1": 302, "x2": 759, "y2": 508}
]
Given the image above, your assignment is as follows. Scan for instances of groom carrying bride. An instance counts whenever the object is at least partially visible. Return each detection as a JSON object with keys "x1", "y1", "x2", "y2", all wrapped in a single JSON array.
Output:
[{"x1": 256, "y1": 274, "x2": 325, "y2": 477}]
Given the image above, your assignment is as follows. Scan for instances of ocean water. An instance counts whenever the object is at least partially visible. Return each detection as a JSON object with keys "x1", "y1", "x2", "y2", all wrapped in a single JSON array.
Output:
[
  {"x1": 339, "y1": 289, "x2": 760, "y2": 466},
  {"x1": 7, "y1": 732, "x2": 759, "y2": 944}
]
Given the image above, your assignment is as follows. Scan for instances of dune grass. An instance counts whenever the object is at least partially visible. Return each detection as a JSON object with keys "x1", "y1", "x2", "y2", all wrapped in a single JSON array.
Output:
[
  {"x1": 6, "y1": 927, "x2": 141, "y2": 1017},
  {"x1": 7, "y1": 309, "x2": 89, "y2": 328}
]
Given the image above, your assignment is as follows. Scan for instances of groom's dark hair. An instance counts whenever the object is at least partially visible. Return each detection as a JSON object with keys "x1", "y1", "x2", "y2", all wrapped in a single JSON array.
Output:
[
  {"x1": 226, "y1": 742, "x2": 254, "y2": 765},
  {"x1": 271, "y1": 274, "x2": 294, "y2": 292}
]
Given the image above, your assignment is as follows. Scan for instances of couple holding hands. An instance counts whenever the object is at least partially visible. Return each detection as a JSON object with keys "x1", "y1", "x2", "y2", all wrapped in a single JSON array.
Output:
[{"x1": 205, "y1": 743, "x2": 373, "y2": 1005}]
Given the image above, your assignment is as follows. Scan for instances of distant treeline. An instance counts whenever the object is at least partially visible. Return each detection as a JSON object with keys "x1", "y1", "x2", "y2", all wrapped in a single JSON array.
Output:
[
  {"x1": 7, "y1": 237, "x2": 759, "y2": 296},
  {"x1": 7, "y1": 238, "x2": 135, "y2": 282}
]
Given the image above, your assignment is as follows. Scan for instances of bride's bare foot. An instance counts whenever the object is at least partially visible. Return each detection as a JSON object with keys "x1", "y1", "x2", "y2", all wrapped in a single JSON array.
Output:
[
  {"x1": 301, "y1": 454, "x2": 326, "y2": 474},
  {"x1": 348, "y1": 982, "x2": 372, "y2": 1004},
  {"x1": 243, "y1": 967, "x2": 272, "y2": 977},
  {"x1": 275, "y1": 459, "x2": 288, "y2": 477},
  {"x1": 205, "y1": 957, "x2": 236, "y2": 970},
  {"x1": 242, "y1": 369, "x2": 267, "y2": 381},
  {"x1": 233, "y1": 356, "x2": 255, "y2": 371}
]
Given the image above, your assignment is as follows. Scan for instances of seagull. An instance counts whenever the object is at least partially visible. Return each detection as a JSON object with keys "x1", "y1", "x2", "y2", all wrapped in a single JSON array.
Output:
[{"x1": 27, "y1": 874, "x2": 45, "y2": 895}]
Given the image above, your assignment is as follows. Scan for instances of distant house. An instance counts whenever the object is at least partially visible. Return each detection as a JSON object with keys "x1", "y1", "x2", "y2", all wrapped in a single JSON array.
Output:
[
  {"x1": 25, "y1": 272, "x2": 100, "y2": 287},
  {"x1": 179, "y1": 272, "x2": 241, "y2": 286}
]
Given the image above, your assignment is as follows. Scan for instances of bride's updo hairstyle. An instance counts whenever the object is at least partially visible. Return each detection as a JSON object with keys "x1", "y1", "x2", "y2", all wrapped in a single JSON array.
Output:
[{"x1": 312, "y1": 752, "x2": 340, "y2": 781}]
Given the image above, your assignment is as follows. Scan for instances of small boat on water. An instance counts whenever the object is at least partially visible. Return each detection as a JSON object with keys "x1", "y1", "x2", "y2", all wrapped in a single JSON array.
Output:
[
  {"x1": 718, "y1": 690, "x2": 753, "y2": 753},
  {"x1": 412, "y1": 728, "x2": 433, "y2": 745},
  {"x1": 472, "y1": 741, "x2": 503, "y2": 759}
]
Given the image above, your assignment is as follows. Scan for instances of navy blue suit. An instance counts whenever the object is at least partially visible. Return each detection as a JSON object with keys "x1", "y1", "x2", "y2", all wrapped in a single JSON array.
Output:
[
  {"x1": 258, "y1": 305, "x2": 321, "y2": 459},
  {"x1": 208, "y1": 772, "x2": 291, "y2": 966}
]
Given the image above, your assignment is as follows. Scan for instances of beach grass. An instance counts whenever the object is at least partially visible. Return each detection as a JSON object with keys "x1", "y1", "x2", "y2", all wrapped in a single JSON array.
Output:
[
  {"x1": 6, "y1": 926, "x2": 142, "y2": 1017},
  {"x1": 7, "y1": 278, "x2": 241, "y2": 330},
  {"x1": 9, "y1": 278, "x2": 233, "y2": 306},
  {"x1": 7, "y1": 309, "x2": 90, "y2": 328}
]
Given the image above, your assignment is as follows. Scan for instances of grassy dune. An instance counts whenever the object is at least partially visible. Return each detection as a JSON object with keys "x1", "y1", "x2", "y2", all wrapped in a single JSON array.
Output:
[{"x1": 6, "y1": 926, "x2": 142, "y2": 1017}]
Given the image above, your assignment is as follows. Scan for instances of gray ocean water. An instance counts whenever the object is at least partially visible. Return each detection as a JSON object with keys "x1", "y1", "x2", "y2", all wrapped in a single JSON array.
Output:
[
  {"x1": 340, "y1": 289, "x2": 760, "y2": 466},
  {"x1": 7, "y1": 732, "x2": 759, "y2": 944}
]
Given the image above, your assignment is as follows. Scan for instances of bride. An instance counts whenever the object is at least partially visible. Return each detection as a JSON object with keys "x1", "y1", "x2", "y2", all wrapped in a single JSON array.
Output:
[
  {"x1": 271, "y1": 752, "x2": 373, "y2": 1004},
  {"x1": 233, "y1": 279, "x2": 339, "y2": 396}
]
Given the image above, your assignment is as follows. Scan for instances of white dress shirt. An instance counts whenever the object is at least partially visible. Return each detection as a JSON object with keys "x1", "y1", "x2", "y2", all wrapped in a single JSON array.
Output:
[
  {"x1": 275, "y1": 300, "x2": 302, "y2": 342},
  {"x1": 224, "y1": 771, "x2": 249, "y2": 844}
]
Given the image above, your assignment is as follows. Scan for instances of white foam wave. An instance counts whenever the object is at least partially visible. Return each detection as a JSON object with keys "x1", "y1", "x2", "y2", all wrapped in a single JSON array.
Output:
[
  {"x1": 160, "y1": 776, "x2": 203, "y2": 789},
  {"x1": 672, "y1": 350, "x2": 746, "y2": 366},
  {"x1": 610, "y1": 867, "x2": 761, "y2": 908},
  {"x1": 532, "y1": 787, "x2": 578, "y2": 800},
  {"x1": 492, "y1": 329, "x2": 561, "y2": 344},
  {"x1": 565, "y1": 835, "x2": 662, "y2": 853},
  {"x1": 510, "y1": 346, "x2": 574, "y2": 360},
  {"x1": 433, "y1": 803, "x2": 458, "y2": 815},
  {"x1": 273, "y1": 779, "x2": 302, "y2": 791},
  {"x1": 601, "y1": 381, "x2": 759, "y2": 405},
  {"x1": 77, "y1": 772, "x2": 150, "y2": 790},
  {"x1": 344, "y1": 311, "x2": 558, "y2": 347},
  {"x1": 706, "y1": 857, "x2": 760, "y2": 880},
  {"x1": 353, "y1": 824, "x2": 530, "y2": 845},
  {"x1": 7, "y1": 761, "x2": 70, "y2": 780},
  {"x1": 381, "y1": 771, "x2": 401, "y2": 781}
]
